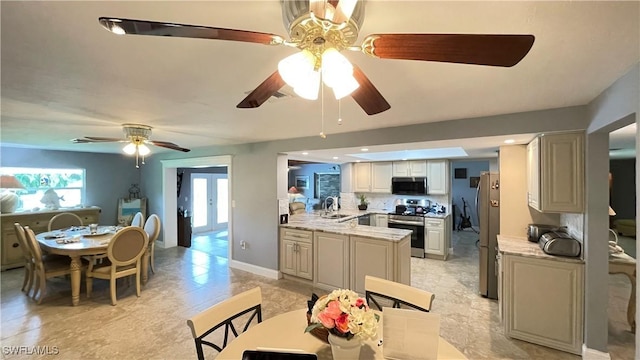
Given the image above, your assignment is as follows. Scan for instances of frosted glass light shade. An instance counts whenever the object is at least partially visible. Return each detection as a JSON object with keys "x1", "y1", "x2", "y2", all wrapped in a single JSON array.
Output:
[
  {"x1": 278, "y1": 50, "x2": 316, "y2": 88},
  {"x1": 293, "y1": 70, "x2": 320, "y2": 100},
  {"x1": 321, "y1": 48, "x2": 353, "y2": 88},
  {"x1": 138, "y1": 144, "x2": 151, "y2": 156},
  {"x1": 332, "y1": 74, "x2": 360, "y2": 99},
  {"x1": 123, "y1": 143, "x2": 137, "y2": 155}
]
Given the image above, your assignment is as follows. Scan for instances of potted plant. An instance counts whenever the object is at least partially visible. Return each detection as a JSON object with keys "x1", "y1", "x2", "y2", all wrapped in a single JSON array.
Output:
[{"x1": 358, "y1": 194, "x2": 368, "y2": 210}]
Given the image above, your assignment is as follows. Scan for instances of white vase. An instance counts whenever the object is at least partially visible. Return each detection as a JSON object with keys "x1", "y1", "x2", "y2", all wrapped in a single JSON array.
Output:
[{"x1": 327, "y1": 333, "x2": 362, "y2": 360}]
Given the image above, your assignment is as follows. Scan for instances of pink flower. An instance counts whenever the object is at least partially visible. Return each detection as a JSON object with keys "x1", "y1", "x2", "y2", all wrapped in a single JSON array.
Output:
[
  {"x1": 355, "y1": 298, "x2": 365, "y2": 308},
  {"x1": 317, "y1": 300, "x2": 343, "y2": 328},
  {"x1": 325, "y1": 300, "x2": 343, "y2": 319},
  {"x1": 335, "y1": 313, "x2": 350, "y2": 334},
  {"x1": 317, "y1": 311, "x2": 336, "y2": 328}
]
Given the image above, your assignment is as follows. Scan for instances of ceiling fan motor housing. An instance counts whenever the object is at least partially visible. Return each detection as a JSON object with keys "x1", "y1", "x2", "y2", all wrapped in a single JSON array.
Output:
[
  {"x1": 282, "y1": 0, "x2": 365, "y2": 59},
  {"x1": 123, "y1": 124, "x2": 152, "y2": 144}
]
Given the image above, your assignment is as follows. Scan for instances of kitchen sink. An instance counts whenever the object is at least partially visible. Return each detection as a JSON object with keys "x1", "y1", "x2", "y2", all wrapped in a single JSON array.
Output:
[{"x1": 322, "y1": 213, "x2": 352, "y2": 219}]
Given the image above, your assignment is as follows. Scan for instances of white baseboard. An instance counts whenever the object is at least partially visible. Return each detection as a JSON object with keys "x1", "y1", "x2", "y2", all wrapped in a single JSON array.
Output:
[
  {"x1": 229, "y1": 260, "x2": 281, "y2": 279},
  {"x1": 582, "y1": 344, "x2": 611, "y2": 360}
]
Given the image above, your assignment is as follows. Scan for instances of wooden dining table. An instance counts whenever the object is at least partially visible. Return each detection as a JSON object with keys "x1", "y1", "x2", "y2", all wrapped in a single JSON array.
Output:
[
  {"x1": 216, "y1": 308, "x2": 467, "y2": 359},
  {"x1": 36, "y1": 226, "x2": 150, "y2": 306}
]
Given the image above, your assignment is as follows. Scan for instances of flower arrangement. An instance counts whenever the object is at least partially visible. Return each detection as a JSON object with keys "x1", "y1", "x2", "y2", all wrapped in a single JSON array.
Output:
[{"x1": 305, "y1": 289, "x2": 379, "y2": 340}]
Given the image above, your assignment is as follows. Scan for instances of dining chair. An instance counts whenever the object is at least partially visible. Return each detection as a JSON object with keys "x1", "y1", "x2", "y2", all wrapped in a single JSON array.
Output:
[
  {"x1": 13, "y1": 223, "x2": 35, "y2": 295},
  {"x1": 48, "y1": 212, "x2": 83, "y2": 232},
  {"x1": 187, "y1": 287, "x2": 262, "y2": 360},
  {"x1": 130, "y1": 212, "x2": 144, "y2": 227},
  {"x1": 23, "y1": 227, "x2": 83, "y2": 304},
  {"x1": 365, "y1": 275, "x2": 435, "y2": 312},
  {"x1": 86, "y1": 226, "x2": 149, "y2": 306},
  {"x1": 143, "y1": 214, "x2": 161, "y2": 274}
]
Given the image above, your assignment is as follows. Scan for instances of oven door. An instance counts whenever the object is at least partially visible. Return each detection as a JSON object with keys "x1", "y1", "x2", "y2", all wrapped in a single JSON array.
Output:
[{"x1": 388, "y1": 221, "x2": 425, "y2": 258}]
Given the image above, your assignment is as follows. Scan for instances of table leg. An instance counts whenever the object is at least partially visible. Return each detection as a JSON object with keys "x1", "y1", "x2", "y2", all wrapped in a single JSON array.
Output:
[
  {"x1": 69, "y1": 255, "x2": 82, "y2": 306},
  {"x1": 141, "y1": 248, "x2": 149, "y2": 285}
]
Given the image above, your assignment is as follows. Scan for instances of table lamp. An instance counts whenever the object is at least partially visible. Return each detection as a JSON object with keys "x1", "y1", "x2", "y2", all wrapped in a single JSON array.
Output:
[{"x1": 0, "y1": 175, "x2": 26, "y2": 213}]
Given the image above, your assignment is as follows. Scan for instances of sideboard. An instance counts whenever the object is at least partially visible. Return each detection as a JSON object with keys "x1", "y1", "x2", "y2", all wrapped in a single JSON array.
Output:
[{"x1": 1, "y1": 207, "x2": 101, "y2": 270}]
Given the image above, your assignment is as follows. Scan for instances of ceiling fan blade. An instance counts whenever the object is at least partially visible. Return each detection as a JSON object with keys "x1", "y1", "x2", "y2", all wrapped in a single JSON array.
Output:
[
  {"x1": 71, "y1": 137, "x2": 123, "y2": 143},
  {"x1": 98, "y1": 18, "x2": 284, "y2": 45},
  {"x1": 148, "y1": 140, "x2": 191, "y2": 153},
  {"x1": 362, "y1": 34, "x2": 535, "y2": 67},
  {"x1": 350, "y1": 66, "x2": 391, "y2": 115},
  {"x1": 236, "y1": 71, "x2": 286, "y2": 109}
]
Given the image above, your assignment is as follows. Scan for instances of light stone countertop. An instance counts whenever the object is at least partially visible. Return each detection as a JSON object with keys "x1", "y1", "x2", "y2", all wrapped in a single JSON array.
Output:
[
  {"x1": 497, "y1": 234, "x2": 585, "y2": 264},
  {"x1": 281, "y1": 210, "x2": 412, "y2": 242}
]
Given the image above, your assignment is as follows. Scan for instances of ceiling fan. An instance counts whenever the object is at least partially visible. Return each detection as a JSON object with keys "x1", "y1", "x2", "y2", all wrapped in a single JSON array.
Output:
[
  {"x1": 97, "y1": 0, "x2": 534, "y2": 116},
  {"x1": 72, "y1": 124, "x2": 191, "y2": 168}
]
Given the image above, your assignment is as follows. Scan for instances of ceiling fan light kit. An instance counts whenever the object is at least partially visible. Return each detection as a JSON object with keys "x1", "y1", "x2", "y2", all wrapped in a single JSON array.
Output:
[
  {"x1": 97, "y1": 0, "x2": 534, "y2": 117},
  {"x1": 71, "y1": 123, "x2": 190, "y2": 168}
]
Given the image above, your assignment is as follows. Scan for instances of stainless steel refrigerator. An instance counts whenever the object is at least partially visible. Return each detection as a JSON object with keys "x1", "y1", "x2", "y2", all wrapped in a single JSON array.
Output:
[{"x1": 477, "y1": 172, "x2": 500, "y2": 299}]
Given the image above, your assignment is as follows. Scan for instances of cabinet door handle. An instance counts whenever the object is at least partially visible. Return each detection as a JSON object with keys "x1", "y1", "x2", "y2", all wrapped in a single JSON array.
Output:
[{"x1": 12, "y1": 243, "x2": 19, "y2": 248}]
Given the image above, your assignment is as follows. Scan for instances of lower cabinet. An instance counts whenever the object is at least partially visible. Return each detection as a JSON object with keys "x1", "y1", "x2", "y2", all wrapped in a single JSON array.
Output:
[
  {"x1": 314, "y1": 232, "x2": 349, "y2": 289},
  {"x1": 279, "y1": 226, "x2": 411, "y2": 294},
  {"x1": 374, "y1": 214, "x2": 388, "y2": 227},
  {"x1": 424, "y1": 217, "x2": 450, "y2": 259},
  {"x1": 1, "y1": 207, "x2": 101, "y2": 270},
  {"x1": 502, "y1": 254, "x2": 584, "y2": 355},
  {"x1": 280, "y1": 228, "x2": 313, "y2": 280}
]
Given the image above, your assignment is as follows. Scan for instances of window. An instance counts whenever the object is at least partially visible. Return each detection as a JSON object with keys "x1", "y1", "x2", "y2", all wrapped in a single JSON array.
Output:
[{"x1": 1, "y1": 167, "x2": 85, "y2": 211}]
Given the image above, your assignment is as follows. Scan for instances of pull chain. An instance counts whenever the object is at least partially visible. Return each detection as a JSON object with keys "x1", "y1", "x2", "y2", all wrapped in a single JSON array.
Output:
[
  {"x1": 338, "y1": 99, "x2": 342, "y2": 125},
  {"x1": 320, "y1": 76, "x2": 326, "y2": 138}
]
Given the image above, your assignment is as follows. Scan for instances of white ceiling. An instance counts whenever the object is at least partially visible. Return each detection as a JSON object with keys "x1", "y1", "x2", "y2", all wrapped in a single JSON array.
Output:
[{"x1": 1, "y1": 1, "x2": 638, "y2": 159}]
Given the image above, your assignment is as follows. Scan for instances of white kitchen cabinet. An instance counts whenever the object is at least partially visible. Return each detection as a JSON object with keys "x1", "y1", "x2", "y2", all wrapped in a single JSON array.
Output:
[
  {"x1": 503, "y1": 254, "x2": 584, "y2": 355},
  {"x1": 353, "y1": 162, "x2": 372, "y2": 192},
  {"x1": 279, "y1": 228, "x2": 313, "y2": 280},
  {"x1": 392, "y1": 160, "x2": 427, "y2": 177},
  {"x1": 426, "y1": 160, "x2": 449, "y2": 195},
  {"x1": 375, "y1": 214, "x2": 388, "y2": 227},
  {"x1": 425, "y1": 219, "x2": 444, "y2": 255},
  {"x1": 371, "y1": 162, "x2": 392, "y2": 193},
  {"x1": 314, "y1": 232, "x2": 349, "y2": 291},
  {"x1": 352, "y1": 162, "x2": 392, "y2": 193},
  {"x1": 497, "y1": 252, "x2": 503, "y2": 321},
  {"x1": 526, "y1": 132, "x2": 584, "y2": 213},
  {"x1": 350, "y1": 235, "x2": 411, "y2": 294}
]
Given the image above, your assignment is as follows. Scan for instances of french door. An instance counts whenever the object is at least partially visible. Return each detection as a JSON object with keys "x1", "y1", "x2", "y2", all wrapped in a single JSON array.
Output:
[{"x1": 191, "y1": 173, "x2": 228, "y2": 233}]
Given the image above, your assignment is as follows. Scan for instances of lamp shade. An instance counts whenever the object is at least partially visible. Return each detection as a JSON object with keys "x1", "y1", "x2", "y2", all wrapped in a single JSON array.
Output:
[
  {"x1": 609, "y1": 206, "x2": 616, "y2": 216},
  {"x1": 0, "y1": 175, "x2": 25, "y2": 189}
]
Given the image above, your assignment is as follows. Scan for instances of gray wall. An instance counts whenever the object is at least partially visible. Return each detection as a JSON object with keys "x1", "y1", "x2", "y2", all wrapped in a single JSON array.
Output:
[
  {"x1": 0, "y1": 147, "x2": 139, "y2": 225},
  {"x1": 610, "y1": 159, "x2": 635, "y2": 221},
  {"x1": 450, "y1": 160, "x2": 490, "y2": 227},
  {"x1": 583, "y1": 63, "x2": 639, "y2": 354}
]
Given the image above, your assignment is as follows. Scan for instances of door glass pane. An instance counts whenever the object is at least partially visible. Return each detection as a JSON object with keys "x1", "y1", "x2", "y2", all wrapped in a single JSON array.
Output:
[
  {"x1": 193, "y1": 178, "x2": 208, "y2": 227},
  {"x1": 217, "y1": 178, "x2": 228, "y2": 224}
]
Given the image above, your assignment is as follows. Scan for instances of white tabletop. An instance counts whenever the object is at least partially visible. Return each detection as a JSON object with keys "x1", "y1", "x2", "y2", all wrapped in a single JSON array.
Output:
[{"x1": 217, "y1": 308, "x2": 467, "y2": 360}]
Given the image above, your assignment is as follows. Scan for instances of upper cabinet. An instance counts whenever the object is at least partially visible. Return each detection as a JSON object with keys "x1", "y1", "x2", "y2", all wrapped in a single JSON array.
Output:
[
  {"x1": 426, "y1": 160, "x2": 449, "y2": 195},
  {"x1": 526, "y1": 132, "x2": 584, "y2": 213},
  {"x1": 353, "y1": 162, "x2": 371, "y2": 192},
  {"x1": 353, "y1": 162, "x2": 392, "y2": 193},
  {"x1": 392, "y1": 160, "x2": 427, "y2": 177}
]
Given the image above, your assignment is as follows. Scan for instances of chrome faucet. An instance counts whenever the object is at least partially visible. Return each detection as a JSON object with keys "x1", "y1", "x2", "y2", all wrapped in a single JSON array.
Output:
[{"x1": 323, "y1": 196, "x2": 338, "y2": 215}]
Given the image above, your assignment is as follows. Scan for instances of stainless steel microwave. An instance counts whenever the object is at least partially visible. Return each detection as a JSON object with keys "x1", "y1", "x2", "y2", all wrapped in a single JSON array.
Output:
[{"x1": 391, "y1": 177, "x2": 428, "y2": 195}]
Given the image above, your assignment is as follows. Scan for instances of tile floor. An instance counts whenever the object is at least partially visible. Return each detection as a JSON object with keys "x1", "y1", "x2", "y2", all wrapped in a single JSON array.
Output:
[{"x1": 0, "y1": 229, "x2": 634, "y2": 359}]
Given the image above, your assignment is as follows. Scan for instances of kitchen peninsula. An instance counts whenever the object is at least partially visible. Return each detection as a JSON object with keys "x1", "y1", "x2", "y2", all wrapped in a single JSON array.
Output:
[{"x1": 279, "y1": 210, "x2": 411, "y2": 294}]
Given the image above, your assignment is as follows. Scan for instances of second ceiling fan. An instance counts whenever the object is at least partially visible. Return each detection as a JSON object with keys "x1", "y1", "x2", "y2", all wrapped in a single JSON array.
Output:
[{"x1": 98, "y1": 0, "x2": 535, "y2": 115}]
